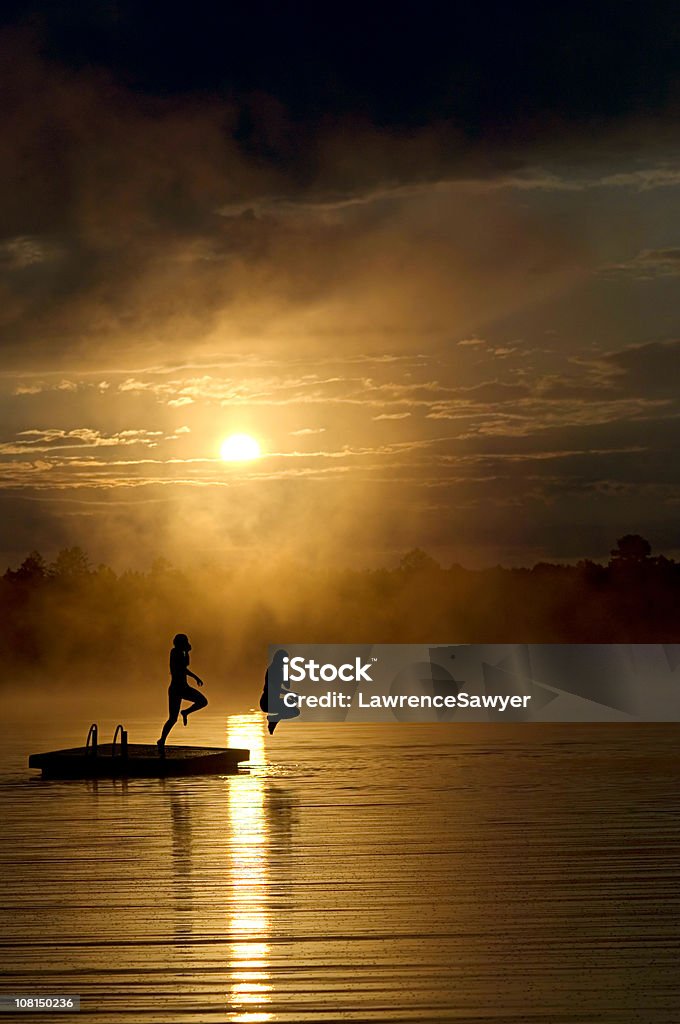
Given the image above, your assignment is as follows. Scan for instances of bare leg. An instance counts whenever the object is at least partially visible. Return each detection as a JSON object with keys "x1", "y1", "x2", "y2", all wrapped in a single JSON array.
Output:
[
  {"x1": 158, "y1": 689, "x2": 182, "y2": 753},
  {"x1": 180, "y1": 685, "x2": 208, "y2": 727},
  {"x1": 159, "y1": 713, "x2": 178, "y2": 744}
]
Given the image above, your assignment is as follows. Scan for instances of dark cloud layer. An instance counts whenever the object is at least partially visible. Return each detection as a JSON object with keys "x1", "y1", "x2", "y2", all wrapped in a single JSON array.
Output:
[{"x1": 8, "y1": 2, "x2": 679, "y2": 137}]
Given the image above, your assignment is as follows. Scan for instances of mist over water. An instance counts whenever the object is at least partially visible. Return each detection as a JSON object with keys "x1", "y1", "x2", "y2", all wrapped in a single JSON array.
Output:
[
  {"x1": 2, "y1": 710, "x2": 680, "y2": 1022},
  {"x1": 3, "y1": 541, "x2": 679, "y2": 721}
]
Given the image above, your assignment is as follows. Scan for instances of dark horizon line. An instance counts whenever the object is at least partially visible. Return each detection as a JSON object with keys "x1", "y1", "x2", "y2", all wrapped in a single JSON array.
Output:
[{"x1": 2, "y1": 534, "x2": 674, "y2": 579}]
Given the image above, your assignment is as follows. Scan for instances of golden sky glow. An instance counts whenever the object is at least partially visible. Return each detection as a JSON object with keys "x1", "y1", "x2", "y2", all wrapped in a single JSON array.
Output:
[{"x1": 0, "y1": 35, "x2": 679, "y2": 570}]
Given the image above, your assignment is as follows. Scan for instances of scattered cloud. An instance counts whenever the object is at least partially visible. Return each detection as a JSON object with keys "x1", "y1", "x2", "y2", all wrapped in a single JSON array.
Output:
[
  {"x1": 0, "y1": 427, "x2": 171, "y2": 456},
  {"x1": 602, "y1": 248, "x2": 680, "y2": 278},
  {"x1": 0, "y1": 235, "x2": 63, "y2": 269}
]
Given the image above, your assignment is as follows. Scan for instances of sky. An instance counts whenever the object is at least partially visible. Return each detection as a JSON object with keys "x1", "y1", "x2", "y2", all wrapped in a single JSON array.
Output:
[{"x1": 1, "y1": 1, "x2": 679, "y2": 569}]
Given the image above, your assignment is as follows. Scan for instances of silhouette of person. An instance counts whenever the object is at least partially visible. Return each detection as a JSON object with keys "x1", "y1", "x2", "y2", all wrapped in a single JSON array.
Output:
[
  {"x1": 260, "y1": 649, "x2": 301, "y2": 735},
  {"x1": 157, "y1": 633, "x2": 208, "y2": 754}
]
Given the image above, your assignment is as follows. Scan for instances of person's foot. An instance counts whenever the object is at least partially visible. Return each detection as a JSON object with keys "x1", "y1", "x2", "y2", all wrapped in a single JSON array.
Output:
[
  {"x1": 156, "y1": 739, "x2": 165, "y2": 758},
  {"x1": 268, "y1": 721, "x2": 277, "y2": 735},
  {"x1": 181, "y1": 710, "x2": 188, "y2": 727}
]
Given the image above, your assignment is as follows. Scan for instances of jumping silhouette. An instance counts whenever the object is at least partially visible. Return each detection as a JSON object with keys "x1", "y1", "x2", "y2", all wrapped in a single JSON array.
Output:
[
  {"x1": 157, "y1": 633, "x2": 208, "y2": 754},
  {"x1": 260, "y1": 649, "x2": 301, "y2": 735}
]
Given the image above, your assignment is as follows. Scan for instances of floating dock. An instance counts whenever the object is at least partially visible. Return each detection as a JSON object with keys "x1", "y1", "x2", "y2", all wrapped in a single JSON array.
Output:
[
  {"x1": 29, "y1": 743, "x2": 250, "y2": 778},
  {"x1": 30, "y1": 732, "x2": 250, "y2": 778}
]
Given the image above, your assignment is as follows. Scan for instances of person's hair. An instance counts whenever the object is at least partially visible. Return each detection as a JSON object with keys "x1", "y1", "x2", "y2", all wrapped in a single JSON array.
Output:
[{"x1": 173, "y1": 633, "x2": 190, "y2": 649}]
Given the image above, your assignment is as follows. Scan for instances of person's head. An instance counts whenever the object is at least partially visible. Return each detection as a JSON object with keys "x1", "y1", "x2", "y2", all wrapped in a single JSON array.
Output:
[
  {"x1": 173, "y1": 633, "x2": 191, "y2": 652},
  {"x1": 271, "y1": 648, "x2": 289, "y2": 683}
]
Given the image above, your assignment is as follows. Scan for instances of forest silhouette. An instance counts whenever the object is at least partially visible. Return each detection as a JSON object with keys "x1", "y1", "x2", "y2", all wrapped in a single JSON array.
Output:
[{"x1": 1, "y1": 535, "x2": 678, "y2": 700}]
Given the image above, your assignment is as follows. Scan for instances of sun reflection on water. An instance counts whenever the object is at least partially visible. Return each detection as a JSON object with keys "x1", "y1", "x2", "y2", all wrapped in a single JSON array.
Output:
[{"x1": 226, "y1": 714, "x2": 272, "y2": 1023}]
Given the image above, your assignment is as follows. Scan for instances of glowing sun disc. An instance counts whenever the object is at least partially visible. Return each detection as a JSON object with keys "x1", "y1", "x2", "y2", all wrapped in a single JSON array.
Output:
[{"x1": 220, "y1": 433, "x2": 261, "y2": 461}]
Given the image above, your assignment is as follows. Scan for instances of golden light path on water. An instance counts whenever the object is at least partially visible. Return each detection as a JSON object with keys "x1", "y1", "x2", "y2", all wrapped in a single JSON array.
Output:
[{"x1": 226, "y1": 714, "x2": 272, "y2": 1023}]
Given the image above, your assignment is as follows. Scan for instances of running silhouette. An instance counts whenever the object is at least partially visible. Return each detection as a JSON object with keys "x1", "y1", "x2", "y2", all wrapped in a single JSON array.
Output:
[
  {"x1": 260, "y1": 649, "x2": 301, "y2": 735},
  {"x1": 157, "y1": 633, "x2": 208, "y2": 754}
]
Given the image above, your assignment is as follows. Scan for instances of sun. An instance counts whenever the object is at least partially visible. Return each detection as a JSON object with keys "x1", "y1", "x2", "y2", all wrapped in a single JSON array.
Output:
[{"x1": 220, "y1": 433, "x2": 262, "y2": 462}]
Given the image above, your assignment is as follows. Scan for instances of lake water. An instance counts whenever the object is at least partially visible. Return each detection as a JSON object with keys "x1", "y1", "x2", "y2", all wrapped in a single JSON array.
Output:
[{"x1": 1, "y1": 714, "x2": 679, "y2": 1022}]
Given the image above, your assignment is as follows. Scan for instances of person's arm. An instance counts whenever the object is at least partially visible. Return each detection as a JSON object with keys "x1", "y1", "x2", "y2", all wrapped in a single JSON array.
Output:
[{"x1": 187, "y1": 669, "x2": 204, "y2": 686}]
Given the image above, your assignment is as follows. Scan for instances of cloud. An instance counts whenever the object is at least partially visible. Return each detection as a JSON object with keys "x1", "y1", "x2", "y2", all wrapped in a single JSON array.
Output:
[
  {"x1": 602, "y1": 248, "x2": 680, "y2": 278},
  {"x1": 597, "y1": 168, "x2": 680, "y2": 191},
  {"x1": 600, "y1": 338, "x2": 680, "y2": 397},
  {"x1": 0, "y1": 235, "x2": 63, "y2": 269},
  {"x1": 0, "y1": 427, "x2": 170, "y2": 456},
  {"x1": 5, "y1": 34, "x2": 670, "y2": 376},
  {"x1": 218, "y1": 165, "x2": 680, "y2": 224}
]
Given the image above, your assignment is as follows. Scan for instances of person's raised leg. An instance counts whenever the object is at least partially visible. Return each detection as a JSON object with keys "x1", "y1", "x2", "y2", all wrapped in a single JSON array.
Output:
[{"x1": 180, "y1": 685, "x2": 208, "y2": 727}]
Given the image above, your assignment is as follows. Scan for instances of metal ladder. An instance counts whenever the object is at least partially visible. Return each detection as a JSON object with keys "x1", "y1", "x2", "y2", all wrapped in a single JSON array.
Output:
[{"x1": 112, "y1": 724, "x2": 128, "y2": 758}]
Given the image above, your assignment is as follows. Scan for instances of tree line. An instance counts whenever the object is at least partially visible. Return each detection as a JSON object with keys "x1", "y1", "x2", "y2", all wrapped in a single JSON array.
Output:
[{"x1": 1, "y1": 535, "x2": 678, "y2": 691}]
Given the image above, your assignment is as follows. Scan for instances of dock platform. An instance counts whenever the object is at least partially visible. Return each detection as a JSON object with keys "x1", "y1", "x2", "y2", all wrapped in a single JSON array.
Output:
[{"x1": 29, "y1": 743, "x2": 250, "y2": 779}]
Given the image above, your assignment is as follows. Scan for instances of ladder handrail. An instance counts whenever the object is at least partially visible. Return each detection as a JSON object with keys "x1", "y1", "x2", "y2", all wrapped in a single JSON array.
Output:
[
  {"x1": 85, "y1": 723, "x2": 98, "y2": 757},
  {"x1": 112, "y1": 724, "x2": 128, "y2": 758}
]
